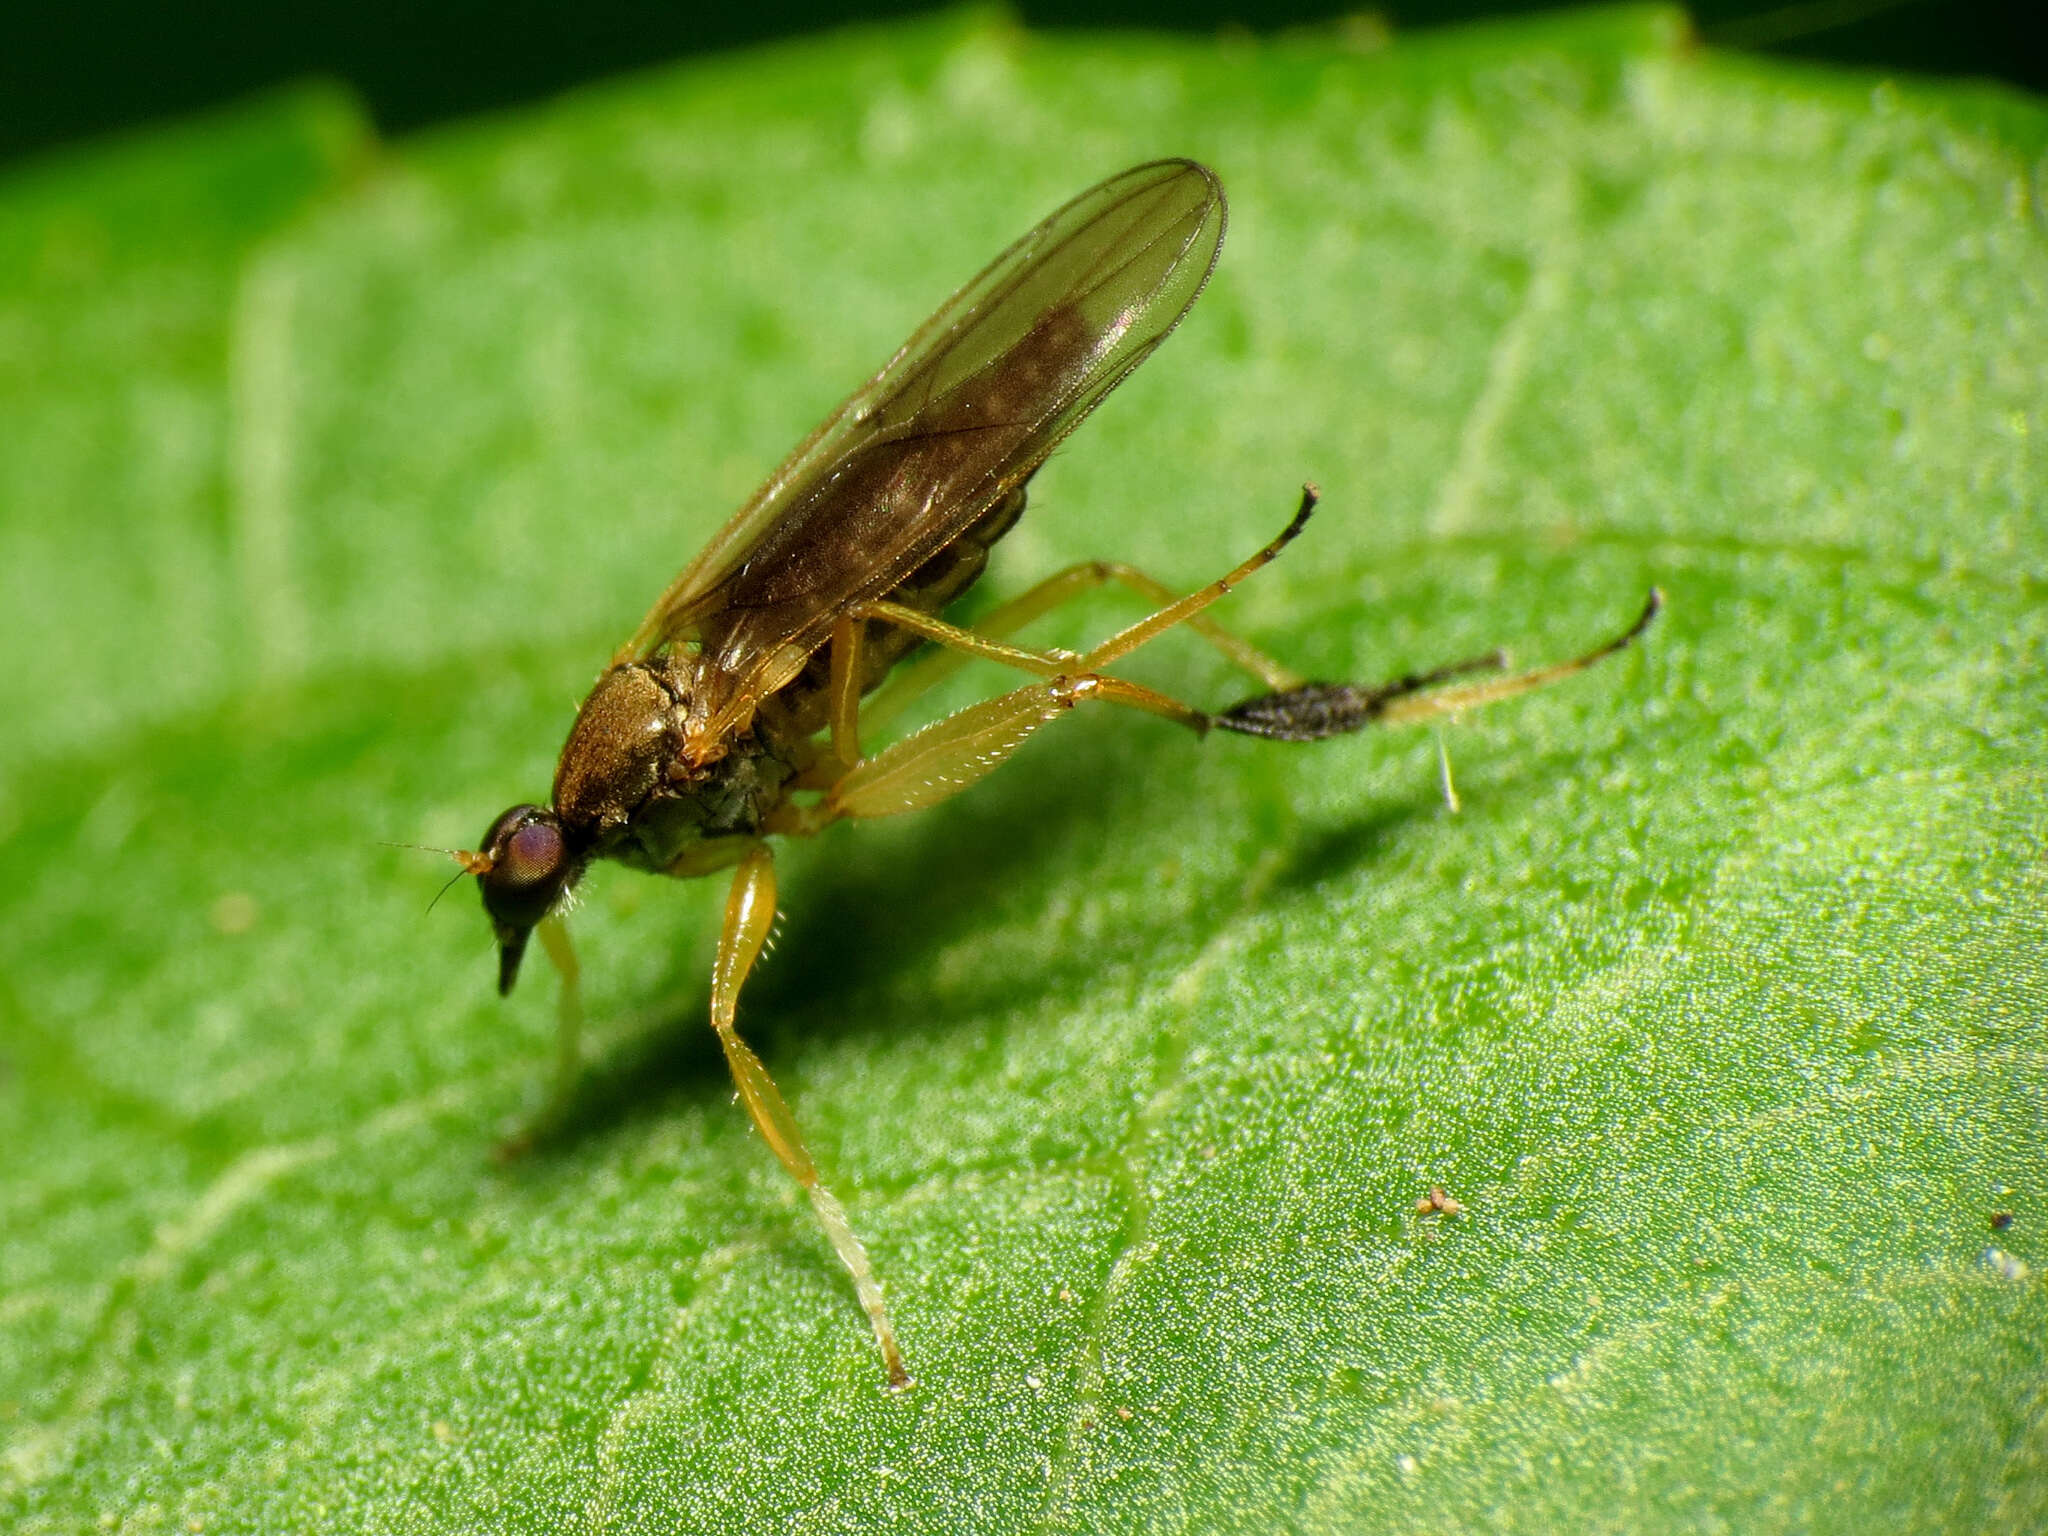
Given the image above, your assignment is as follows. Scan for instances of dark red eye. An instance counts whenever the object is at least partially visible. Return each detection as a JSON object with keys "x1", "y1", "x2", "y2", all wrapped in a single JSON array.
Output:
[{"x1": 501, "y1": 820, "x2": 565, "y2": 887}]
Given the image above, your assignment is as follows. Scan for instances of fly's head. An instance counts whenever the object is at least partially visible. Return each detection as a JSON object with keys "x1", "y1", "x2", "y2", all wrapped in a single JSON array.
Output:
[{"x1": 464, "y1": 804, "x2": 581, "y2": 995}]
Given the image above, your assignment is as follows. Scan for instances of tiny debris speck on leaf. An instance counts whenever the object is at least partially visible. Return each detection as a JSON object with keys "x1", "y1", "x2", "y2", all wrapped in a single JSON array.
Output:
[
  {"x1": 209, "y1": 891, "x2": 259, "y2": 935},
  {"x1": 1984, "y1": 1248, "x2": 2031, "y2": 1282}
]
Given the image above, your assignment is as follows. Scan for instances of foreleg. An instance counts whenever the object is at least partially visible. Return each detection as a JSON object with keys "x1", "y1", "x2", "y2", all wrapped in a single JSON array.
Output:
[{"x1": 710, "y1": 844, "x2": 909, "y2": 1388}]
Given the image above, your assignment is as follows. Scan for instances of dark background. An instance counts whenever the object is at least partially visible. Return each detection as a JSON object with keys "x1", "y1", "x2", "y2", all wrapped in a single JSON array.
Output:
[{"x1": 4, "y1": 0, "x2": 2043, "y2": 170}]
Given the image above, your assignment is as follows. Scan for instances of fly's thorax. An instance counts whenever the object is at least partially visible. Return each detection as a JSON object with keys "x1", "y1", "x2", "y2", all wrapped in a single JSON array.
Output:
[
  {"x1": 552, "y1": 662, "x2": 682, "y2": 838},
  {"x1": 551, "y1": 657, "x2": 800, "y2": 873}
]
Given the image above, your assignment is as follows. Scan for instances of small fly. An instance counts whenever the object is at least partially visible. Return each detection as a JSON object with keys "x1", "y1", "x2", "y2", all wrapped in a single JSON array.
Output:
[{"x1": 452, "y1": 160, "x2": 1658, "y2": 1387}]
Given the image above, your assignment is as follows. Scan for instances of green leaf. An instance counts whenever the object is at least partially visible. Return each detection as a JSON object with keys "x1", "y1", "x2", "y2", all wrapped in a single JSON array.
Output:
[{"x1": 4, "y1": 8, "x2": 2044, "y2": 1531}]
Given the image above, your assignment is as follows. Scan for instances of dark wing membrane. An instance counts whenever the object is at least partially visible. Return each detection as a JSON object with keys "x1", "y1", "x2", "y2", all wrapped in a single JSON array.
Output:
[{"x1": 623, "y1": 160, "x2": 1226, "y2": 733}]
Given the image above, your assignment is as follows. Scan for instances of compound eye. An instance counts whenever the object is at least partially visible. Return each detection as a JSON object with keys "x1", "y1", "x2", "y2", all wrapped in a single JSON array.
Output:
[
  {"x1": 499, "y1": 819, "x2": 565, "y2": 888},
  {"x1": 474, "y1": 806, "x2": 574, "y2": 943}
]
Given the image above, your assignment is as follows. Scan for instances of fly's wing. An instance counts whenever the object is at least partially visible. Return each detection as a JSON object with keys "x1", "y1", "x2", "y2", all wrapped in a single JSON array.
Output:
[{"x1": 621, "y1": 159, "x2": 1225, "y2": 729}]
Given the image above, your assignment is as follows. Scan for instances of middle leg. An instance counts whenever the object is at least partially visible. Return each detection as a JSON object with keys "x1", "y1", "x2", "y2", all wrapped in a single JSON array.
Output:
[
  {"x1": 858, "y1": 523, "x2": 1313, "y2": 736},
  {"x1": 818, "y1": 483, "x2": 1322, "y2": 775}
]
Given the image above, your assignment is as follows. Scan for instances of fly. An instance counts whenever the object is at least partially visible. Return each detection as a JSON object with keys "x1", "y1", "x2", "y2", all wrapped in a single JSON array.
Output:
[{"x1": 453, "y1": 160, "x2": 1659, "y2": 1388}]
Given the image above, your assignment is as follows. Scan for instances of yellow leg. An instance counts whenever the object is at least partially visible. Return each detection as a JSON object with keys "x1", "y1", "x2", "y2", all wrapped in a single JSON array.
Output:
[
  {"x1": 822, "y1": 672, "x2": 1205, "y2": 823},
  {"x1": 712, "y1": 844, "x2": 909, "y2": 1388},
  {"x1": 1376, "y1": 590, "x2": 1660, "y2": 723},
  {"x1": 826, "y1": 614, "x2": 866, "y2": 770},
  {"x1": 493, "y1": 914, "x2": 586, "y2": 1160},
  {"x1": 537, "y1": 915, "x2": 583, "y2": 1106},
  {"x1": 1081, "y1": 483, "x2": 1318, "y2": 670},
  {"x1": 848, "y1": 598, "x2": 1074, "y2": 681},
  {"x1": 860, "y1": 539, "x2": 1306, "y2": 734},
  {"x1": 813, "y1": 485, "x2": 1318, "y2": 757}
]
